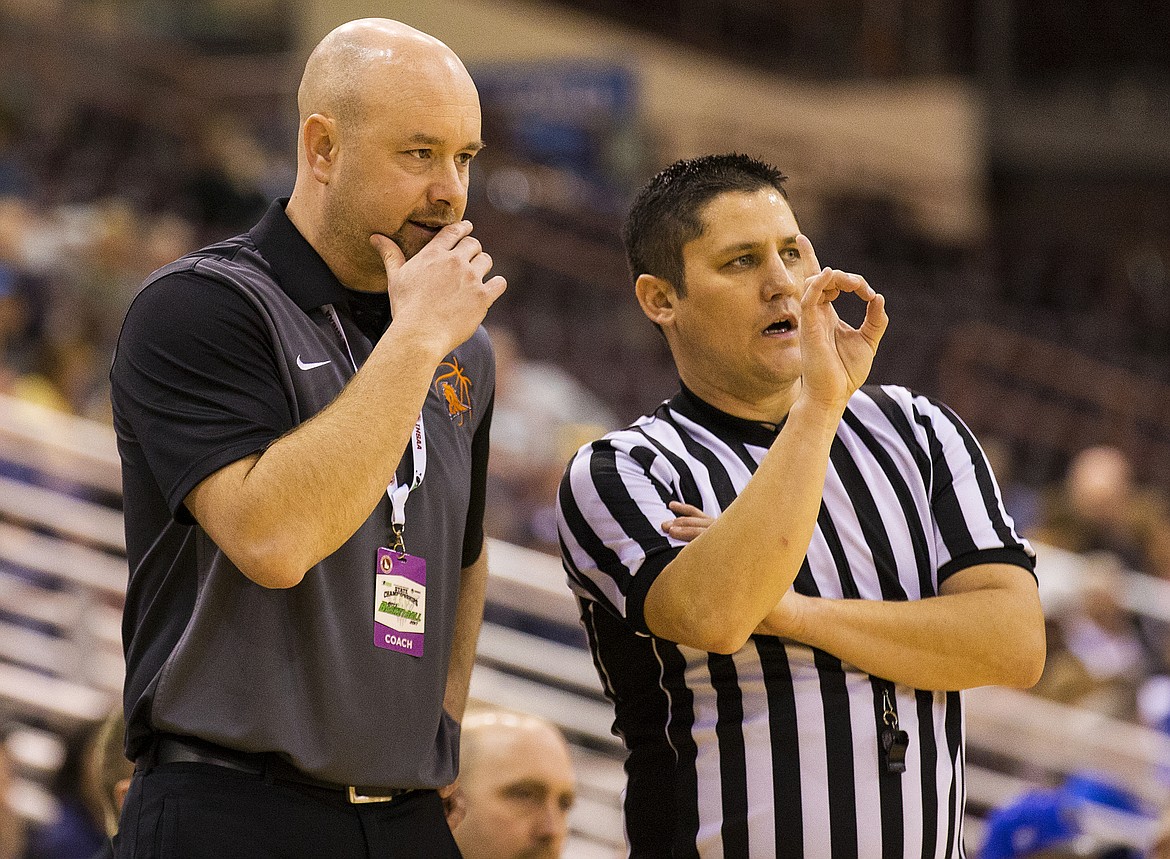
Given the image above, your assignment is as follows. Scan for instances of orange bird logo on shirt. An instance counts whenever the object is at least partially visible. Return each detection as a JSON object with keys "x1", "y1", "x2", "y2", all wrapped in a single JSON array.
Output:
[{"x1": 433, "y1": 357, "x2": 472, "y2": 426}]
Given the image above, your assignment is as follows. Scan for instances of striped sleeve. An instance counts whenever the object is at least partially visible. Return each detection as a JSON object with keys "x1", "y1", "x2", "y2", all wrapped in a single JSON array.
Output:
[
  {"x1": 556, "y1": 429, "x2": 687, "y2": 635},
  {"x1": 901, "y1": 388, "x2": 1036, "y2": 583}
]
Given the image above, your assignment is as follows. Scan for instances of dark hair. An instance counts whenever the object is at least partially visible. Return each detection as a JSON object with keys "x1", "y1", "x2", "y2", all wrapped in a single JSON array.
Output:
[{"x1": 621, "y1": 153, "x2": 790, "y2": 296}]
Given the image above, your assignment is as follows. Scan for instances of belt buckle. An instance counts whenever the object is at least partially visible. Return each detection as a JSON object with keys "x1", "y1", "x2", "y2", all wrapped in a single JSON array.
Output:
[{"x1": 347, "y1": 786, "x2": 398, "y2": 804}]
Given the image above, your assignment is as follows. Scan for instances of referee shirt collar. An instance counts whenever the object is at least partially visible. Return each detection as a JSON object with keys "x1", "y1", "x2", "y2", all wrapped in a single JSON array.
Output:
[
  {"x1": 250, "y1": 198, "x2": 350, "y2": 313},
  {"x1": 670, "y1": 383, "x2": 787, "y2": 448}
]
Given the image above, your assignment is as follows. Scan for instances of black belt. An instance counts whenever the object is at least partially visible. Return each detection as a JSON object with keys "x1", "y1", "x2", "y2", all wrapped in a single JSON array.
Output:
[{"x1": 147, "y1": 735, "x2": 416, "y2": 804}]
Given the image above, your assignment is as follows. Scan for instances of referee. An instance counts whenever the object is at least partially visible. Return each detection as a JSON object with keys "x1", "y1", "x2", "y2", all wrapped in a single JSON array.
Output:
[{"x1": 556, "y1": 154, "x2": 1045, "y2": 858}]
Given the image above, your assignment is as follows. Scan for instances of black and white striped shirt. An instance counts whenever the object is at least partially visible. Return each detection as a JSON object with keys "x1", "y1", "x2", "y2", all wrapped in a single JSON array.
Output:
[{"x1": 557, "y1": 384, "x2": 1035, "y2": 858}]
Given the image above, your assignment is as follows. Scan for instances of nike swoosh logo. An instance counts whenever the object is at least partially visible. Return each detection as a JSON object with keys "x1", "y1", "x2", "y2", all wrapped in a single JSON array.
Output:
[{"x1": 296, "y1": 355, "x2": 332, "y2": 371}]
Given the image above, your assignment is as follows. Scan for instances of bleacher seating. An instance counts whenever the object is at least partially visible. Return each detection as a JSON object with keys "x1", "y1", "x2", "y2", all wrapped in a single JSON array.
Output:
[
  {"x1": 3, "y1": 390, "x2": 1170, "y2": 853},
  {"x1": 940, "y1": 321, "x2": 1170, "y2": 494},
  {"x1": 1, "y1": 388, "x2": 1169, "y2": 854}
]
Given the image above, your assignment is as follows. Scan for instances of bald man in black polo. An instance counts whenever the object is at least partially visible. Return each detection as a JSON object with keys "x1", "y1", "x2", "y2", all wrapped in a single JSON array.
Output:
[{"x1": 111, "y1": 19, "x2": 504, "y2": 858}]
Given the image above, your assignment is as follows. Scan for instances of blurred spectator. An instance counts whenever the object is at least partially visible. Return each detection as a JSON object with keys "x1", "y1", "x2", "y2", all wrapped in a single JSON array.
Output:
[
  {"x1": 1137, "y1": 674, "x2": 1170, "y2": 741},
  {"x1": 979, "y1": 775, "x2": 1148, "y2": 859},
  {"x1": 141, "y1": 212, "x2": 198, "y2": 277},
  {"x1": 0, "y1": 190, "x2": 202, "y2": 423},
  {"x1": 0, "y1": 737, "x2": 25, "y2": 859},
  {"x1": 451, "y1": 709, "x2": 576, "y2": 859},
  {"x1": 64, "y1": 199, "x2": 144, "y2": 351},
  {"x1": 979, "y1": 789, "x2": 1083, "y2": 859},
  {"x1": 1030, "y1": 552, "x2": 1147, "y2": 719},
  {"x1": 177, "y1": 114, "x2": 274, "y2": 237},
  {"x1": 14, "y1": 337, "x2": 102, "y2": 417},
  {"x1": 1153, "y1": 805, "x2": 1170, "y2": 859},
  {"x1": 1039, "y1": 448, "x2": 1170, "y2": 693},
  {"x1": 23, "y1": 719, "x2": 110, "y2": 859},
  {"x1": 1033, "y1": 445, "x2": 1170, "y2": 582},
  {"x1": 485, "y1": 324, "x2": 616, "y2": 553},
  {"x1": 86, "y1": 707, "x2": 132, "y2": 859},
  {"x1": 1060, "y1": 771, "x2": 1147, "y2": 817}
]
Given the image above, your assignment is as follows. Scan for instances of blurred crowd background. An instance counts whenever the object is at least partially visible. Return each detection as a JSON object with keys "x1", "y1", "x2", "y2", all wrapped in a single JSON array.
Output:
[{"x1": 1, "y1": 0, "x2": 1170, "y2": 855}]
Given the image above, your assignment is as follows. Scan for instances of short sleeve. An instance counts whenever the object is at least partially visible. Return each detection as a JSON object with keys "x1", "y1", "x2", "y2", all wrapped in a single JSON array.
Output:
[
  {"x1": 111, "y1": 271, "x2": 295, "y2": 520},
  {"x1": 911, "y1": 392, "x2": 1036, "y2": 584},
  {"x1": 556, "y1": 433, "x2": 686, "y2": 635},
  {"x1": 460, "y1": 394, "x2": 493, "y2": 568}
]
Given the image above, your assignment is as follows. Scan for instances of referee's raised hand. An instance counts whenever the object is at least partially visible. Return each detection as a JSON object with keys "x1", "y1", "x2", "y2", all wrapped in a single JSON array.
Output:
[
  {"x1": 794, "y1": 233, "x2": 888, "y2": 410},
  {"x1": 371, "y1": 221, "x2": 507, "y2": 359}
]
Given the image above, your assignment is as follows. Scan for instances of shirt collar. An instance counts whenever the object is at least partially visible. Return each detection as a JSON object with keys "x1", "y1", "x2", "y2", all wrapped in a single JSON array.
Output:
[
  {"x1": 668, "y1": 382, "x2": 786, "y2": 448},
  {"x1": 250, "y1": 198, "x2": 350, "y2": 312}
]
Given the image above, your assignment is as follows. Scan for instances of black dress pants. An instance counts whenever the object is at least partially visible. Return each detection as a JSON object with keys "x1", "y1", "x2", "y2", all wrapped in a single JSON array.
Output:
[{"x1": 113, "y1": 761, "x2": 463, "y2": 859}]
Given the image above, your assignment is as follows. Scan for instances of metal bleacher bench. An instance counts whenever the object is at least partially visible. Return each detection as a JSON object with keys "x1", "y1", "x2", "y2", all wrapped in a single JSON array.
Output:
[{"x1": 1, "y1": 392, "x2": 1169, "y2": 856}]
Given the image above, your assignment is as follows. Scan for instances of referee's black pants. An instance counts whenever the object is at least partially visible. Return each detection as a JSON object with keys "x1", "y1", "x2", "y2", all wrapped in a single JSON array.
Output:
[{"x1": 114, "y1": 761, "x2": 463, "y2": 859}]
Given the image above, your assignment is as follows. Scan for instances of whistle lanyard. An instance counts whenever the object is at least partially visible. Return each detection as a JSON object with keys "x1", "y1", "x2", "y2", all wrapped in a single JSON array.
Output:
[{"x1": 322, "y1": 304, "x2": 425, "y2": 552}]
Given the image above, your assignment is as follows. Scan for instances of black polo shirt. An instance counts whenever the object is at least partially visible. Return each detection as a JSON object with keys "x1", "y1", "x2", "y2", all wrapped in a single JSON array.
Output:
[{"x1": 112, "y1": 201, "x2": 492, "y2": 785}]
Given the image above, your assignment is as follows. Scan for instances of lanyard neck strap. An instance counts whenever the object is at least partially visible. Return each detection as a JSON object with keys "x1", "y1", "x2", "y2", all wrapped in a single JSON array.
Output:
[
  {"x1": 323, "y1": 303, "x2": 426, "y2": 551},
  {"x1": 389, "y1": 420, "x2": 426, "y2": 527}
]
